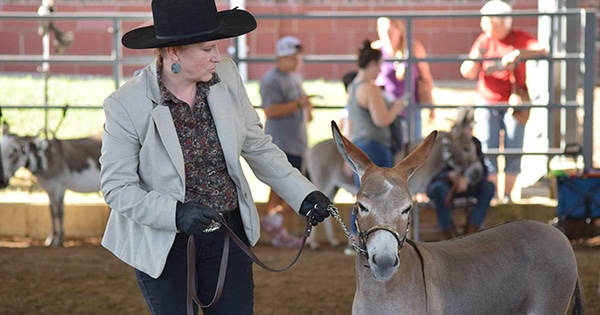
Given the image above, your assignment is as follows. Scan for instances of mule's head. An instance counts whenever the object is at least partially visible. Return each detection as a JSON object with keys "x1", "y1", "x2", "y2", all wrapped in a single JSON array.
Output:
[
  {"x1": 446, "y1": 130, "x2": 479, "y2": 169},
  {"x1": 331, "y1": 121, "x2": 437, "y2": 281},
  {"x1": 0, "y1": 133, "x2": 44, "y2": 189},
  {"x1": 445, "y1": 106, "x2": 482, "y2": 182}
]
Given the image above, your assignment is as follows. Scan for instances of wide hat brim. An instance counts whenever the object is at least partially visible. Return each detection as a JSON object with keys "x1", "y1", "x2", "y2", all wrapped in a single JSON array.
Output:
[{"x1": 122, "y1": 9, "x2": 256, "y2": 49}]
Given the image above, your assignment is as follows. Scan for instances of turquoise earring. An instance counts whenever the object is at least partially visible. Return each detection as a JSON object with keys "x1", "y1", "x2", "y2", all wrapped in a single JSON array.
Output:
[{"x1": 171, "y1": 62, "x2": 181, "y2": 74}]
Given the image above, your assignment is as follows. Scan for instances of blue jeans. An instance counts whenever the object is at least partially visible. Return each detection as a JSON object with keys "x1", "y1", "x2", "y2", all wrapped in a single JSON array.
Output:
[
  {"x1": 474, "y1": 104, "x2": 525, "y2": 175},
  {"x1": 135, "y1": 209, "x2": 254, "y2": 315},
  {"x1": 426, "y1": 179, "x2": 496, "y2": 231},
  {"x1": 350, "y1": 139, "x2": 394, "y2": 234}
]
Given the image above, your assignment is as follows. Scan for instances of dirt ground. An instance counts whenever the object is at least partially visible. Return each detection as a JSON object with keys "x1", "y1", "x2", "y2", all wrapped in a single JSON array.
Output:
[
  {"x1": 0, "y1": 236, "x2": 598, "y2": 315},
  {"x1": 0, "y1": 88, "x2": 597, "y2": 315}
]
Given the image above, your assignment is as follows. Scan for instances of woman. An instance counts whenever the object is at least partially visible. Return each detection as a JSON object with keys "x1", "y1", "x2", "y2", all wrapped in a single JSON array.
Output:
[
  {"x1": 372, "y1": 17, "x2": 435, "y2": 144},
  {"x1": 99, "y1": 1, "x2": 332, "y2": 314},
  {"x1": 344, "y1": 39, "x2": 405, "y2": 255}
]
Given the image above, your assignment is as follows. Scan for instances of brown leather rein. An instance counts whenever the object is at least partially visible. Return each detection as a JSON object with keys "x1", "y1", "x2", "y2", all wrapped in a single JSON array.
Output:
[{"x1": 186, "y1": 215, "x2": 313, "y2": 314}]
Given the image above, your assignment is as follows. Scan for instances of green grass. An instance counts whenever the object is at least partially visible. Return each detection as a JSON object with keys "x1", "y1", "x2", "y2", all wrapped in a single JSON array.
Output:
[
  {"x1": 0, "y1": 74, "x2": 346, "y2": 146},
  {"x1": 0, "y1": 74, "x2": 477, "y2": 203},
  {"x1": 0, "y1": 74, "x2": 350, "y2": 202},
  {"x1": 0, "y1": 74, "x2": 112, "y2": 138}
]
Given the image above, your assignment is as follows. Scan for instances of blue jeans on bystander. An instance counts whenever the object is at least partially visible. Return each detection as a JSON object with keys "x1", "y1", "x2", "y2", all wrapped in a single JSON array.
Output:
[{"x1": 426, "y1": 179, "x2": 496, "y2": 232}]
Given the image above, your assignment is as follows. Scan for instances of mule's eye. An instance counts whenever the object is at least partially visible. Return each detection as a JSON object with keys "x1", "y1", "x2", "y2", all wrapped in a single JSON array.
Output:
[
  {"x1": 401, "y1": 205, "x2": 412, "y2": 215},
  {"x1": 357, "y1": 203, "x2": 368, "y2": 213}
]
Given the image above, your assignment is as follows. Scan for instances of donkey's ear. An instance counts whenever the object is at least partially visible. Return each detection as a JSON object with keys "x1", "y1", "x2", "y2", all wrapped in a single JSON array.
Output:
[
  {"x1": 456, "y1": 106, "x2": 467, "y2": 126},
  {"x1": 395, "y1": 130, "x2": 438, "y2": 179},
  {"x1": 35, "y1": 138, "x2": 49, "y2": 153},
  {"x1": 28, "y1": 139, "x2": 49, "y2": 172},
  {"x1": 456, "y1": 106, "x2": 475, "y2": 130},
  {"x1": 331, "y1": 120, "x2": 373, "y2": 178}
]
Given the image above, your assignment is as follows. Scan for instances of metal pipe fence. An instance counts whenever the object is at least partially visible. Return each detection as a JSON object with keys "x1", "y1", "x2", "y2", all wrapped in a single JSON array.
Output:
[{"x1": 0, "y1": 9, "x2": 596, "y2": 168}]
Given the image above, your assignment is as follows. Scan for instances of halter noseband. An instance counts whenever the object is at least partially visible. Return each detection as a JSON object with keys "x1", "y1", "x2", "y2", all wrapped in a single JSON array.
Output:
[{"x1": 352, "y1": 203, "x2": 410, "y2": 259}]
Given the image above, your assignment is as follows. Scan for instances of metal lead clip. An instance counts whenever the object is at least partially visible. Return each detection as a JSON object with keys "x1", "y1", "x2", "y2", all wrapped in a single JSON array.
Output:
[
  {"x1": 203, "y1": 213, "x2": 224, "y2": 233},
  {"x1": 203, "y1": 221, "x2": 221, "y2": 233}
]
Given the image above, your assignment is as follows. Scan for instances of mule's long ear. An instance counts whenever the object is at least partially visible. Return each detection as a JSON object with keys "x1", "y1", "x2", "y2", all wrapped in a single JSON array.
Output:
[
  {"x1": 331, "y1": 120, "x2": 373, "y2": 178},
  {"x1": 456, "y1": 106, "x2": 475, "y2": 130},
  {"x1": 465, "y1": 107, "x2": 475, "y2": 130},
  {"x1": 394, "y1": 130, "x2": 438, "y2": 180},
  {"x1": 34, "y1": 139, "x2": 49, "y2": 172},
  {"x1": 456, "y1": 106, "x2": 467, "y2": 126}
]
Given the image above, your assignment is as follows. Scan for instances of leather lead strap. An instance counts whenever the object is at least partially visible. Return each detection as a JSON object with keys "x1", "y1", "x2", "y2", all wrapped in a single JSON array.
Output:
[
  {"x1": 222, "y1": 219, "x2": 310, "y2": 272},
  {"x1": 186, "y1": 233, "x2": 230, "y2": 315},
  {"x1": 186, "y1": 216, "x2": 312, "y2": 314}
]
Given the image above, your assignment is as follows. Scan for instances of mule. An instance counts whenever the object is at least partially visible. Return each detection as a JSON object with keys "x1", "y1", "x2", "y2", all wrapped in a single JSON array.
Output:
[
  {"x1": 0, "y1": 124, "x2": 101, "y2": 247},
  {"x1": 404, "y1": 107, "x2": 481, "y2": 196},
  {"x1": 330, "y1": 121, "x2": 584, "y2": 315},
  {"x1": 305, "y1": 108, "x2": 479, "y2": 248}
]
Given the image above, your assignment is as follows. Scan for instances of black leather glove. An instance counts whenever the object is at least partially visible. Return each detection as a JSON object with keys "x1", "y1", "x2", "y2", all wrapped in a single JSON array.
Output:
[
  {"x1": 299, "y1": 191, "x2": 332, "y2": 226},
  {"x1": 175, "y1": 201, "x2": 222, "y2": 235}
]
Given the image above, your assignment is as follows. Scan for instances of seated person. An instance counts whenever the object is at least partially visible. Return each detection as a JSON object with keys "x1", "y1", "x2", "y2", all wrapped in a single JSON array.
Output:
[{"x1": 426, "y1": 133, "x2": 496, "y2": 240}]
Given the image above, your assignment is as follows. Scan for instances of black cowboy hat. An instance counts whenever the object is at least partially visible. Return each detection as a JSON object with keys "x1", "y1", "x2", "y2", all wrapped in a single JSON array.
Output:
[{"x1": 122, "y1": 0, "x2": 257, "y2": 49}]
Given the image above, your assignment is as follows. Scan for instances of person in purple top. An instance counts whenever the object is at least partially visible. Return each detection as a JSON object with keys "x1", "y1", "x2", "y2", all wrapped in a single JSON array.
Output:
[{"x1": 372, "y1": 17, "x2": 435, "y2": 148}]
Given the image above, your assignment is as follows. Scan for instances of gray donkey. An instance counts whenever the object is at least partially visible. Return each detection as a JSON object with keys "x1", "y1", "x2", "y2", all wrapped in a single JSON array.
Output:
[
  {"x1": 0, "y1": 123, "x2": 101, "y2": 247},
  {"x1": 330, "y1": 120, "x2": 584, "y2": 315}
]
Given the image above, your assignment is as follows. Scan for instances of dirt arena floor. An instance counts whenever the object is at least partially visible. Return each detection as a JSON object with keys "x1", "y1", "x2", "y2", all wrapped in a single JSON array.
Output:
[
  {"x1": 0, "y1": 88, "x2": 597, "y2": 314},
  {"x1": 0, "y1": 235, "x2": 598, "y2": 315}
]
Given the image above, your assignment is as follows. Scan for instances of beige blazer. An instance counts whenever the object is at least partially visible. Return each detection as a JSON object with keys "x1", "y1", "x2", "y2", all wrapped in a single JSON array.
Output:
[{"x1": 100, "y1": 57, "x2": 317, "y2": 278}]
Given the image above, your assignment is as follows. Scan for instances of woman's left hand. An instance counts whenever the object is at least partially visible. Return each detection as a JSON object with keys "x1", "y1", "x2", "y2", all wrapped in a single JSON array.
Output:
[{"x1": 299, "y1": 191, "x2": 332, "y2": 226}]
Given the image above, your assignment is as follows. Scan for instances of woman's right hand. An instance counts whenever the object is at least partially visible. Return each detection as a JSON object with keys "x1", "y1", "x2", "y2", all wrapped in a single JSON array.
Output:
[{"x1": 175, "y1": 202, "x2": 222, "y2": 235}]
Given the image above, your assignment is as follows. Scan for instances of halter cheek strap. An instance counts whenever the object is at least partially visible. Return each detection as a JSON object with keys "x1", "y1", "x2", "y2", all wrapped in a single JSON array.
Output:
[
  {"x1": 353, "y1": 203, "x2": 410, "y2": 258},
  {"x1": 358, "y1": 223, "x2": 410, "y2": 256}
]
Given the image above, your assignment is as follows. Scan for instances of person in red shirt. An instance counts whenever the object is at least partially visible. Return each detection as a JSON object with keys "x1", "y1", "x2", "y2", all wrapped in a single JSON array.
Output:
[{"x1": 460, "y1": 0, "x2": 547, "y2": 203}]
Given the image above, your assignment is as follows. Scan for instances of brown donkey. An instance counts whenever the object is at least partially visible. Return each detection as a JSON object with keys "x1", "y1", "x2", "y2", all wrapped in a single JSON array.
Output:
[{"x1": 330, "y1": 121, "x2": 584, "y2": 315}]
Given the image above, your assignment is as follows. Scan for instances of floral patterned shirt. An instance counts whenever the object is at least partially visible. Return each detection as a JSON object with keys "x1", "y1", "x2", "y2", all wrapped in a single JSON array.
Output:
[{"x1": 157, "y1": 67, "x2": 238, "y2": 213}]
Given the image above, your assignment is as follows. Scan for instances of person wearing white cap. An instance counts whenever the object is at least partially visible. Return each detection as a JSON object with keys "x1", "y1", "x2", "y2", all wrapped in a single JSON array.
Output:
[
  {"x1": 99, "y1": 1, "x2": 332, "y2": 314},
  {"x1": 460, "y1": 0, "x2": 547, "y2": 204},
  {"x1": 259, "y1": 36, "x2": 314, "y2": 248}
]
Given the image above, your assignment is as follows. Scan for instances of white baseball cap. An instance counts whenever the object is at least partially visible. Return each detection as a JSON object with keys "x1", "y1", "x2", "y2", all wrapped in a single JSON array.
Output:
[
  {"x1": 276, "y1": 36, "x2": 303, "y2": 57},
  {"x1": 480, "y1": 0, "x2": 512, "y2": 15}
]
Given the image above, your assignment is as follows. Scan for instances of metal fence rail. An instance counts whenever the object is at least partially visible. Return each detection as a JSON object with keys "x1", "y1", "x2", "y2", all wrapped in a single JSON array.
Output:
[{"x1": 0, "y1": 9, "x2": 596, "y2": 168}]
